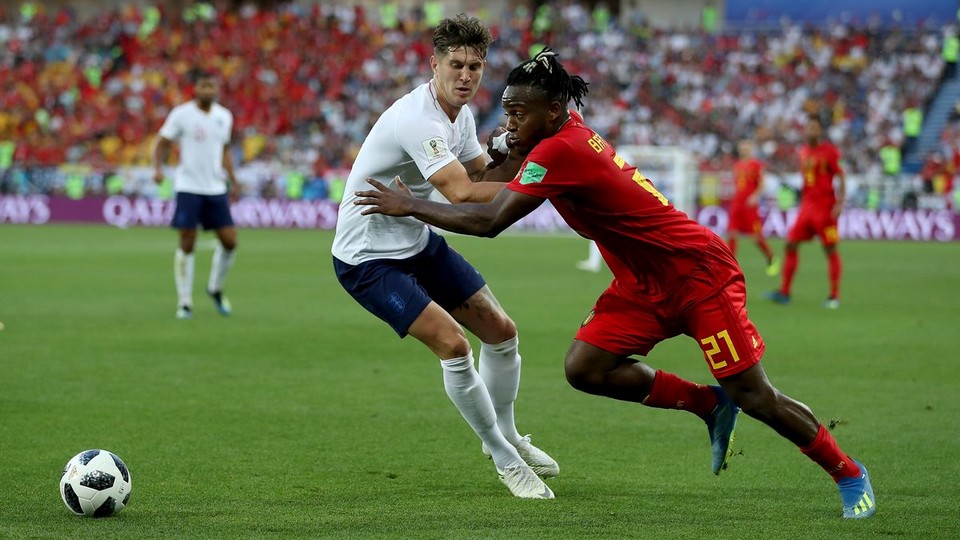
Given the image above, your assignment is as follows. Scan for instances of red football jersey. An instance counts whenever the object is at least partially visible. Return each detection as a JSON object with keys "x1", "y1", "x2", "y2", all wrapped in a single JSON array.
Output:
[
  {"x1": 507, "y1": 111, "x2": 711, "y2": 298},
  {"x1": 731, "y1": 158, "x2": 763, "y2": 206},
  {"x1": 798, "y1": 142, "x2": 842, "y2": 209}
]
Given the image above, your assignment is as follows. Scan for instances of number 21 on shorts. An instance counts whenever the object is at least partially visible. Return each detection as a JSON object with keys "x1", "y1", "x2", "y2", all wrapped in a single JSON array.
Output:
[{"x1": 699, "y1": 329, "x2": 740, "y2": 370}]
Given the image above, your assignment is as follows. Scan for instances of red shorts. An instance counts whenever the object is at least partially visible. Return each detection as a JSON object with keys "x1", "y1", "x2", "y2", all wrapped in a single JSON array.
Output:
[
  {"x1": 788, "y1": 206, "x2": 838, "y2": 245},
  {"x1": 728, "y1": 203, "x2": 762, "y2": 235},
  {"x1": 576, "y1": 236, "x2": 765, "y2": 379}
]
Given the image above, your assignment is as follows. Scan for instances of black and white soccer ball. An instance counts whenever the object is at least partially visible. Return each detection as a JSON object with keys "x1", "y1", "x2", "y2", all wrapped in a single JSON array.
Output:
[{"x1": 59, "y1": 449, "x2": 132, "y2": 517}]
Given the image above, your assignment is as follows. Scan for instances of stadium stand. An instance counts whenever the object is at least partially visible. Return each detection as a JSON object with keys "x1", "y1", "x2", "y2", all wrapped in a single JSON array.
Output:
[{"x1": 0, "y1": 0, "x2": 956, "y2": 210}]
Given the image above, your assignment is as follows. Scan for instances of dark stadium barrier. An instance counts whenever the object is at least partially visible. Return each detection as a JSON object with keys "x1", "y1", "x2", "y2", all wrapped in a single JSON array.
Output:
[{"x1": 1, "y1": 195, "x2": 958, "y2": 241}]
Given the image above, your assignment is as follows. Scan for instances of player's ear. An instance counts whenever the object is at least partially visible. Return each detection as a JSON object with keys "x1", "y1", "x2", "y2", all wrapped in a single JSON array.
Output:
[{"x1": 548, "y1": 101, "x2": 564, "y2": 121}]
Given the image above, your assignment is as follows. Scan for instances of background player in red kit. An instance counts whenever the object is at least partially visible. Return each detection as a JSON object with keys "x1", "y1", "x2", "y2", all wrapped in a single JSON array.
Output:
[
  {"x1": 727, "y1": 140, "x2": 778, "y2": 276},
  {"x1": 356, "y1": 49, "x2": 876, "y2": 519},
  {"x1": 767, "y1": 117, "x2": 847, "y2": 308}
]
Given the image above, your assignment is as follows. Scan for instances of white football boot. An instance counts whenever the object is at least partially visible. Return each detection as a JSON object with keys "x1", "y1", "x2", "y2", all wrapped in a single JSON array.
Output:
[
  {"x1": 497, "y1": 464, "x2": 555, "y2": 499},
  {"x1": 483, "y1": 435, "x2": 560, "y2": 478}
]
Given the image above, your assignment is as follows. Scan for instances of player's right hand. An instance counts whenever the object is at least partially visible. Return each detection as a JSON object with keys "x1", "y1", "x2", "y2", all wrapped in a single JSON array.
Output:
[
  {"x1": 355, "y1": 176, "x2": 415, "y2": 217},
  {"x1": 152, "y1": 170, "x2": 164, "y2": 185}
]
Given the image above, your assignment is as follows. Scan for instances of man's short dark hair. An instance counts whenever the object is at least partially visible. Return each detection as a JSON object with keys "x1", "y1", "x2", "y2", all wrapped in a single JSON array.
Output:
[
  {"x1": 192, "y1": 69, "x2": 216, "y2": 84},
  {"x1": 433, "y1": 13, "x2": 493, "y2": 59},
  {"x1": 506, "y1": 48, "x2": 589, "y2": 109}
]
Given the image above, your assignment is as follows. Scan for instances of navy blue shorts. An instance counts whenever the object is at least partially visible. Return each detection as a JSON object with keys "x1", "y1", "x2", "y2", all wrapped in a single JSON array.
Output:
[
  {"x1": 172, "y1": 192, "x2": 235, "y2": 230},
  {"x1": 333, "y1": 232, "x2": 487, "y2": 337}
]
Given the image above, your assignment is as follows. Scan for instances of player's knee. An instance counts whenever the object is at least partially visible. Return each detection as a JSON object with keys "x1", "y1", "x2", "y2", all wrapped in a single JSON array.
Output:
[
  {"x1": 491, "y1": 315, "x2": 517, "y2": 343},
  {"x1": 564, "y1": 358, "x2": 601, "y2": 393},
  {"x1": 221, "y1": 238, "x2": 237, "y2": 251},
  {"x1": 433, "y1": 331, "x2": 472, "y2": 360},
  {"x1": 471, "y1": 307, "x2": 517, "y2": 344}
]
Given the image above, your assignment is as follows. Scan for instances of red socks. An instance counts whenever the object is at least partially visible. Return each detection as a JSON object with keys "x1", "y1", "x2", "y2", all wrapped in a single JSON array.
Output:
[
  {"x1": 644, "y1": 370, "x2": 718, "y2": 419},
  {"x1": 780, "y1": 249, "x2": 798, "y2": 295},
  {"x1": 827, "y1": 251, "x2": 842, "y2": 299},
  {"x1": 800, "y1": 424, "x2": 861, "y2": 481}
]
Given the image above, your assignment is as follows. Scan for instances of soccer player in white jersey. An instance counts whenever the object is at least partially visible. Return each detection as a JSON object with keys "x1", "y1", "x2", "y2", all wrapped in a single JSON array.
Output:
[
  {"x1": 153, "y1": 70, "x2": 239, "y2": 320},
  {"x1": 332, "y1": 14, "x2": 558, "y2": 499}
]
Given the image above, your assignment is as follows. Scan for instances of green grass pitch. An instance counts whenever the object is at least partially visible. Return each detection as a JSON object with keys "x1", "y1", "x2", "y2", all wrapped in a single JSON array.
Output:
[{"x1": 1, "y1": 224, "x2": 958, "y2": 539}]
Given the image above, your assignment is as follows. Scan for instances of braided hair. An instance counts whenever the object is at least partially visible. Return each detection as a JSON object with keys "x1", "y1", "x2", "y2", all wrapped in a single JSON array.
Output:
[{"x1": 506, "y1": 48, "x2": 589, "y2": 109}]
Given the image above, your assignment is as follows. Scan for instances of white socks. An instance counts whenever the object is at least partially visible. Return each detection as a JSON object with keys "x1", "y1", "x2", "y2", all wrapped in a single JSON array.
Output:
[
  {"x1": 174, "y1": 248, "x2": 195, "y2": 308},
  {"x1": 587, "y1": 240, "x2": 602, "y2": 266},
  {"x1": 440, "y1": 353, "x2": 522, "y2": 470},
  {"x1": 479, "y1": 336, "x2": 523, "y2": 445},
  {"x1": 208, "y1": 244, "x2": 236, "y2": 293}
]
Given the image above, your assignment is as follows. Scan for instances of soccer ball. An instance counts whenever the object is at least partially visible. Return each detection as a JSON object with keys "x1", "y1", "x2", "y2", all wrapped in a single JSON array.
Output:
[{"x1": 59, "y1": 449, "x2": 132, "y2": 517}]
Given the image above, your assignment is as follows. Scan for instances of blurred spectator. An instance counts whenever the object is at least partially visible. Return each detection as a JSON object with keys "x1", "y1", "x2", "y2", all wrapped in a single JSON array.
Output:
[{"x1": 0, "y1": 0, "x2": 951, "y2": 202}]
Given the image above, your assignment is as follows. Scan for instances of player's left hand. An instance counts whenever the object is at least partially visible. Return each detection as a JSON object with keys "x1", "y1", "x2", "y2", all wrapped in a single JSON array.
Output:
[
  {"x1": 228, "y1": 180, "x2": 241, "y2": 203},
  {"x1": 355, "y1": 176, "x2": 414, "y2": 217},
  {"x1": 831, "y1": 202, "x2": 843, "y2": 218}
]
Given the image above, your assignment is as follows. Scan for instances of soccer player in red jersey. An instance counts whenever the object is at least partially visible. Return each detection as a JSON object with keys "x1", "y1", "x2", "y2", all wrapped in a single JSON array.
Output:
[
  {"x1": 727, "y1": 140, "x2": 778, "y2": 276},
  {"x1": 767, "y1": 117, "x2": 846, "y2": 308},
  {"x1": 355, "y1": 49, "x2": 876, "y2": 518}
]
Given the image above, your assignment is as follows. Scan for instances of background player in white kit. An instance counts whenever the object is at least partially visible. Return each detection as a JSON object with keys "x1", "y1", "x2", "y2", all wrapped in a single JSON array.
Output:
[
  {"x1": 153, "y1": 70, "x2": 240, "y2": 320},
  {"x1": 332, "y1": 15, "x2": 558, "y2": 499}
]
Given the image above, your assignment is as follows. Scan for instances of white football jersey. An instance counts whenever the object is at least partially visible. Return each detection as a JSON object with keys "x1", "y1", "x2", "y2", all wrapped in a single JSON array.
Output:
[
  {"x1": 158, "y1": 101, "x2": 233, "y2": 195},
  {"x1": 331, "y1": 80, "x2": 484, "y2": 264}
]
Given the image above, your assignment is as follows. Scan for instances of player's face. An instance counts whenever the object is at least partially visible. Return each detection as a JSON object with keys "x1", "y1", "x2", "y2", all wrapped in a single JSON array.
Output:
[
  {"x1": 431, "y1": 47, "x2": 485, "y2": 113},
  {"x1": 737, "y1": 141, "x2": 754, "y2": 159},
  {"x1": 195, "y1": 77, "x2": 218, "y2": 107},
  {"x1": 805, "y1": 121, "x2": 822, "y2": 144},
  {"x1": 501, "y1": 85, "x2": 563, "y2": 155}
]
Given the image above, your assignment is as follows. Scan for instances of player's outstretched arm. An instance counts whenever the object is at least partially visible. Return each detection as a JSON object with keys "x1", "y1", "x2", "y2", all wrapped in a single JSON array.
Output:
[{"x1": 356, "y1": 177, "x2": 543, "y2": 238}]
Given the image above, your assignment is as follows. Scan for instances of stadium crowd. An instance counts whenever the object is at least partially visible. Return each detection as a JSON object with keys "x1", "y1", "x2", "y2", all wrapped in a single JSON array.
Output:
[{"x1": 0, "y1": 0, "x2": 953, "y2": 204}]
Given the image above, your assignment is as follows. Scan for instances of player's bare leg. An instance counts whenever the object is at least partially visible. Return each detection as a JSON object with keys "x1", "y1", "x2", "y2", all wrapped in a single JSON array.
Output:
[
  {"x1": 208, "y1": 226, "x2": 238, "y2": 316},
  {"x1": 822, "y1": 243, "x2": 841, "y2": 309},
  {"x1": 564, "y1": 339, "x2": 737, "y2": 474},
  {"x1": 174, "y1": 228, "x2": 198, "y2": 319},
  {"x1": 717, "y1": 362, "x2": 875, "y2": 518},
  {"x1": 452, "y1": 286, "x2": 560, "y2": 477},
  {"x1": 408, "y1": 302, "x2": 553, "y2": 498}
]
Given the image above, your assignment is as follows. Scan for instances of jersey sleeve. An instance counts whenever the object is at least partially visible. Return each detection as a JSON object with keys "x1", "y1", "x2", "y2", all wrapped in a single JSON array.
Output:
[
  {"x1": 223, "y1": 109, "x2": 234, "y2": 145},
  {"x1": 158, "y1": 107, "x2": 182, "y2": 141},
  {"x1": 396, "y1": 110, "x2": 457, "y2": 181},
  {"x1": 507, "y1": 137, "x2": 577, "y2": 199}
]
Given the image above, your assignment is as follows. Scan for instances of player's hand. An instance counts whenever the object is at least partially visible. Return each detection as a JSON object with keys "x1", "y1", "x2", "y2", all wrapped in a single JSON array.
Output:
[
  {"x1": 486, "y1": 127, "x2": 510, "y2": 166},
  {"x1": 228, "y1": 180, "x2": 241, "y2": 203},
  {"x1": 152, "y1": 170, "x2": 164, "y2": 185},
  {"x1": 831, "y1": 202, "x2": 843, "y2": 218},
  {"x1": 355, "y1": 176, "x2": 414, "y2": 216}
]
